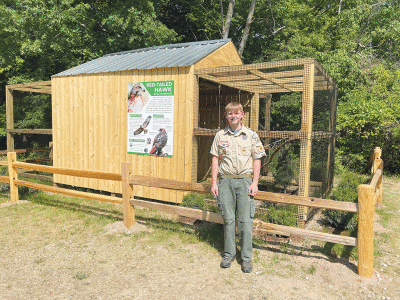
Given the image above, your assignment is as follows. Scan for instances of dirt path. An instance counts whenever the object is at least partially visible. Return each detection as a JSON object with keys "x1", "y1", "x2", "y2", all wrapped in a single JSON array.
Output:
[{"x1": 0, "y1": 177, "x2": 399, "y2": 300}]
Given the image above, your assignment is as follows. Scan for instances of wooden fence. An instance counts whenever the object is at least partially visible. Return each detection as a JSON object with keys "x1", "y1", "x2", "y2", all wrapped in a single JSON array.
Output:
[{"x1": 0, "y1": 148, "x2": 383, "y2": 278}]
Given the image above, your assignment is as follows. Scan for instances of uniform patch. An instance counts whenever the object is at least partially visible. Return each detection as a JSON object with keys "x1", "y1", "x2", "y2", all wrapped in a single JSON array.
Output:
[
  {"x1": 219, "y1": 141, "x2": 230, "y2": 148},
  {"x1": 242, "y1": 148, "x2": 247, "y2": 155},
  {"x1": 258, "y1": 145, "x2": 264, "y2": 152}
]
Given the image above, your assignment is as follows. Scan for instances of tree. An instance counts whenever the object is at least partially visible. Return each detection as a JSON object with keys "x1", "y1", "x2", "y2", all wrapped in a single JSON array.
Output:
[{"x1": 0, "y1": 0, "x2": 178, "y2": 149}]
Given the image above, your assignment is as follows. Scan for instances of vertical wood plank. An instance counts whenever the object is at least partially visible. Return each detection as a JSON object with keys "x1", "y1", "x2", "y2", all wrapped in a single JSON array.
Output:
[
  {"x1": 83, "y1": 75, "x2": 89, "y2": 188},
  {"x1": 108, "y1": 73, "x2": 117, "y2": 193},
  {"x1": 358, "y1": 184, "x2": 375, "y2": 278},
  {"x1": 72, "y1": 76, "x2": 79, "y2": 187},
  {"x1": 116, "y1": 70, "x2": 126, "y2": 195},
  {"x1": 77, "y1": 74, "x2": 84, "y2": 189},
  {"x1": 192, "y1": 73, "x2": 199, "y2": 183},
  {"x1": 103, "y1": 73, "x2": 111, "y2": 192},
  {"x1": 170, "y1": 66, "x2": 179, "y2": 203},
  {"x1": 176, "y1": 67, "x2": 186, "y2": 203},
  {"x1": 51, "y1": 78, "x2": 59, "y2": 182},
  {"x1": 8, "y1": 152, "x2": 18, "y2": 203},
  {"x1": 88, "y1": 74, "x2": 95, "y2": 189},
  {"x1": 122, "y1": 161, "x2": 135, "y2": 228},
  {"x1": 298, "y1": 61, "x2": 315, "y2": 227},
  {"x1": 67, "y1": 76, "x2": 74, "y2": 186},
  {"x1": 185, "y1": 67, "x2": 194, "y2": 184},
  {"x1": 6, "y1": 87, "x2": 14, "y2": 152}
]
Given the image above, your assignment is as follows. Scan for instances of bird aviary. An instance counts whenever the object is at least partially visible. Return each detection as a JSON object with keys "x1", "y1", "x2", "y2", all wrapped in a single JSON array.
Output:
[{"x1": 193, "y1": 57, "x2": 337, "y2": 225}]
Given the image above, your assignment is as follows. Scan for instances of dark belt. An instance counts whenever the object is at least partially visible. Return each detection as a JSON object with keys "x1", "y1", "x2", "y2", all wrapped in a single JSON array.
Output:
[{"x1": 219, "y1": 174, "x2": 253, "y2": 179}]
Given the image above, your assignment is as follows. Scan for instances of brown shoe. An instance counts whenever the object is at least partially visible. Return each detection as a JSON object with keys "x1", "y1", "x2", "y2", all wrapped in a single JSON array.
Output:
[
  {"x1": 241, "y1": 260, "x2": 253, "y2": 273},
  {"x1": 220, "y1": 255, "x2": 236, "y2": 268}
]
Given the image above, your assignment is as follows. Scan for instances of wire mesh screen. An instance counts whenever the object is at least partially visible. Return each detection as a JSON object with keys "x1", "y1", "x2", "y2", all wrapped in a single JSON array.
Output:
[{"x1": 194, "y1": 58, "x2": 337, "y2": 224}]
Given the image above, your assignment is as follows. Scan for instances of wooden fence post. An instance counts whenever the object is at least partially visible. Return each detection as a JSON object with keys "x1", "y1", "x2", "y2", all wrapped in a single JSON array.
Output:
[
  {"x1": 121, "y1": 162, "x2": 135, "y2": 228},
  {"x1": 7, "y1": 152, "x2": 18, "y2": 203},
  {"x1": 358, "y1": 184, "x2": 375, "y2": 278}
]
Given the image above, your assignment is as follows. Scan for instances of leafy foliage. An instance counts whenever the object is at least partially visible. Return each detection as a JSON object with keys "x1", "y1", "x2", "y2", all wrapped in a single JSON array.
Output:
[
  {"x1": 273, "y1": 146, "x2": 295, "y2": 193},
  {"x1": 323, "y1": 172, "x2": 367, "y2": 231},
  {"x1": 0, "y1": 0, "x2": 399, "y2": 174},
  {"x1": 180, "y1": 193, "x2": 206, "y2": 210},
  {"x1": 257, "y1": 205, "x2": 297, "y2": 227}
]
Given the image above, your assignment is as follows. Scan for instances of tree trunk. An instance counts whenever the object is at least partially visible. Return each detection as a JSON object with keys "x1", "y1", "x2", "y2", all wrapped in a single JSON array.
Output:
[
  {"x1": 222, "y1": 0, "x2": 235, "y2": 39},
  {"x1": 238, "y1": 0, "x2": 257, "y2": 57}
]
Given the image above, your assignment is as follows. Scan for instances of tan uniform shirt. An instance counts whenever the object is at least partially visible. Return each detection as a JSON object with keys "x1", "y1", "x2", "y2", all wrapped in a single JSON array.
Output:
[{"x1": 210, "y1": 126, "x2": 266, "y2": 176}]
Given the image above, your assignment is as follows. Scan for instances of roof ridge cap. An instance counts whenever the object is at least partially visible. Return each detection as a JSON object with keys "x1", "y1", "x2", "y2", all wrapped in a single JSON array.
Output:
[{"x1": 105, "y1": 39, "x2": 231, "y2": 57}]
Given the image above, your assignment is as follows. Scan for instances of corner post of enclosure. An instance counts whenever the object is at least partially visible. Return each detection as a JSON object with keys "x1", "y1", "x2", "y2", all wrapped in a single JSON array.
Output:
[
  {"x1": 6, "y1": 86, "x2": 14, "y2": 152},
  {"x1": 358, "y1": 184, "x2": 375, "y2": 278},
  {"x1": 298, "y1": 60, "x2": 315, "y2": 227},
  {"x1": 192, "y1": 75, "x2": 199, "y2": 183},
  {"x1": 122, "y1": 161, "x2": 135, "y2": 228},
  {"x1": 7, "y1": 152, "x2": 18, "y2": 203}
]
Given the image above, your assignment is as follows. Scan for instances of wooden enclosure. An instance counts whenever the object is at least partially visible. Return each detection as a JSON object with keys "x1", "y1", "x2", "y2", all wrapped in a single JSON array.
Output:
[
  {"x1": 51, "y1": 40, "x2": 243, "y2": 203},
  {"x1": 5, "y1": 40, "x2": 337, "y2": 214}
]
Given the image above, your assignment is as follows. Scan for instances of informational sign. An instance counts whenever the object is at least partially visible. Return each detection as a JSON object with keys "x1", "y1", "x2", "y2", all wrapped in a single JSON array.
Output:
[{"x1": 127, "y1": 81, "x2": 174, "y2": 157}]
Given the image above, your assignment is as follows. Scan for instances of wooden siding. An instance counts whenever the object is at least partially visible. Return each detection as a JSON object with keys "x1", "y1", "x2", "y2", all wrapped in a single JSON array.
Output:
[
  {"x1": 52, "y1": 67, "x2": 194, "y2": 203},
  {"x1": 194, "y1": 42, "x2": 242, "y2": 69}
]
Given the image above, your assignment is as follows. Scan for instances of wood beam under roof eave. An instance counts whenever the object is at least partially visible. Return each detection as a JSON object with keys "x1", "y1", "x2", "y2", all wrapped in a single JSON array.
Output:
[
  {"x1": 248, "y1": 69, "x2": 294, "y2": 92},
  {"x1": 8, "y1": 87, "x2": 52, "y2": 94},
  {"x1": 197, "y1": 74, "x2": 256, "y2": 94},
  {"x1": 194, "y1": 57, "x2": 313, "y2": 75}
]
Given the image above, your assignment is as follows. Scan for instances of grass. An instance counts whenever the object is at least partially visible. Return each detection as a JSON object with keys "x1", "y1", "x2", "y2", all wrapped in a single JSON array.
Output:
[{"x1": 1, "y1": 172, "x2": 399, "y2": 281}]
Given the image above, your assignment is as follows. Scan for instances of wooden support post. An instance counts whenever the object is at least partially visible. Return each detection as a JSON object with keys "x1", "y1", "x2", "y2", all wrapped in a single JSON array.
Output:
[
  {"x1": 250, "y1": 93, "x2": 259, "y2": 131},
  {"x1": 326, "y1": 83, "x2": 337, "y2": 194},
  {"x1": 358, "y1": 184, "x2": 375, "y2": 278},
  {"x1": 372, "y1": 147, "x2": 383, "y2": 205},
  {"x1": 264, "y1": 94, "x2": 272, "y2": 176},
  {"x1": 121, "y1": 162, "x2": 135, "y2": 228},
  {"x1": 298, "y1": 62, "x2": 315, "y2": 227},
  {"x1": 6, "y1": 87, "x2": 14, "y2": 152},
  {"x1": 7, "y1": 152, "x2": 18, "y2": 203}
]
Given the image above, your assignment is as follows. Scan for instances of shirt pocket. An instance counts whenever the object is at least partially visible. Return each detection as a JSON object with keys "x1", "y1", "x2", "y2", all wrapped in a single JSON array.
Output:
[{"x1": 238, "y1": 140, "x2": 251, "y2": 156}]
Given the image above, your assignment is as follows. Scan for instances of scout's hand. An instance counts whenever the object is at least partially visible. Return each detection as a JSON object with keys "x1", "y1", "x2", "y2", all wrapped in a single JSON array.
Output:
[
  {"x1": 248, "y1": 182, "x2": 258, "y2": 197},
  {"x1": 211, "y1": 182, "x2": 219, "y2": 197}
]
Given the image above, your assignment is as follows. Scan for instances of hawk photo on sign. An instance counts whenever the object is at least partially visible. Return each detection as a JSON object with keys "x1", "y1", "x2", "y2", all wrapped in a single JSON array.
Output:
[
  {"x1": 128, "y1": 83, "x2": 149, "y2": 113},
  {"x1": 150, "y1": 128, "x2": 168, "y2": 156},
  {"x1": 134, "y1": 115, "x2": 152, "y2": 135}
]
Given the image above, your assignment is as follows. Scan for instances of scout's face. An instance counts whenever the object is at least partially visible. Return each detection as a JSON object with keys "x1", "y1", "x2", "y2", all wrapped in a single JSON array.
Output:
[{"x1": 225, "y1": 109, "x2": 244, "y2": 127}]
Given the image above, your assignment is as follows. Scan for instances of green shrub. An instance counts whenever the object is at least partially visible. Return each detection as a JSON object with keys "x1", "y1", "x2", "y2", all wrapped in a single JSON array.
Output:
[
  {"x1": 323, "y1": 172, "x2": 366, "y2": 231},
  {"x1": 180, "y1": 193, "x2": 205, "y2": 210},
  {"x1": 258, "y1": 205, "x2": 297, "y2": 227}
]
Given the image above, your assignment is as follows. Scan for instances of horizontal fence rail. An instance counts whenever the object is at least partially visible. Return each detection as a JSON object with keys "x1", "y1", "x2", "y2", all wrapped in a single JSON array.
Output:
[
  {"x1": 129, "y1": 175, "x2": 358, "y2": 212},
  {"x1": 0, "y1": 148, "x2": 384, "y2": 278}
]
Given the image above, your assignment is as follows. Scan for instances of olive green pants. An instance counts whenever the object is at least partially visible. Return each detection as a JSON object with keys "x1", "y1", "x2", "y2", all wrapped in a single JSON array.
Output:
[{"x1": 217, "y1": 177, "x2": 255, "y2": 262}]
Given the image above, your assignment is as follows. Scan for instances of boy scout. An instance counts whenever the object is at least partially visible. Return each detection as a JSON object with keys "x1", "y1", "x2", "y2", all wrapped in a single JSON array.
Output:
[{"x1": 210, "y1": 102, "x2": 266, "y2": 273}]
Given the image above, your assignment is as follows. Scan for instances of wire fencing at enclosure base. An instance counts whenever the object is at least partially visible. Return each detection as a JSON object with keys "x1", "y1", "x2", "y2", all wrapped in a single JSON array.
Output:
[{"x1": 0, "y1": 147, "x2": 383, "y2": 278}]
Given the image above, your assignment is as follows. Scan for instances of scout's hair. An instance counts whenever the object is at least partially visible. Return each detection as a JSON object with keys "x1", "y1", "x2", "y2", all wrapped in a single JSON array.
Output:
[{"x1": 225, "y1": 102, "x2": 243, "y2": 113}]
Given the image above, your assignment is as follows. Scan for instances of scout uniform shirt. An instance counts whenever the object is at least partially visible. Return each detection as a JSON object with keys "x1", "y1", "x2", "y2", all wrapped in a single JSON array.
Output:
[{"x1": 210, "y1": 126, "x2": 266, "y2": 176}]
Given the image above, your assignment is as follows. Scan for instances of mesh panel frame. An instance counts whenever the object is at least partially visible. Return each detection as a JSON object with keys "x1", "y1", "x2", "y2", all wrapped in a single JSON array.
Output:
[{"x1": 194, "y1": 58, "x2": 337, "y2": 226}]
